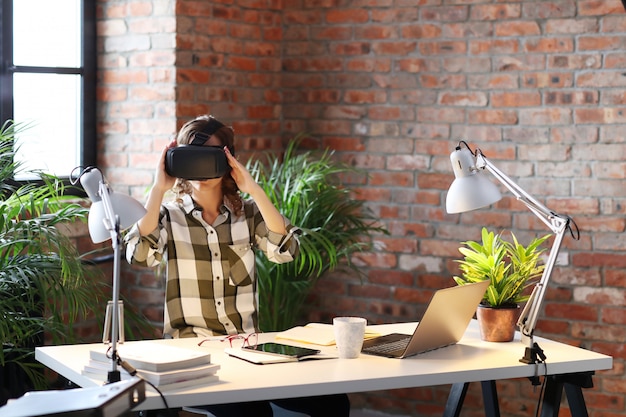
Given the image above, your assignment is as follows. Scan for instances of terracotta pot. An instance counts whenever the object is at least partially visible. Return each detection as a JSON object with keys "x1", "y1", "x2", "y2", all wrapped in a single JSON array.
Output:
[{"x1": 476, "y1": 304, "x2": 520, "y2": 342}]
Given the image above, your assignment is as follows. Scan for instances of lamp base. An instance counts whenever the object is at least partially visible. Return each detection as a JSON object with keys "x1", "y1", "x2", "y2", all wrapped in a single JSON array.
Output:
[
  {"x1": 520, "y1": 342, "x2": 547, "y2": 364},
  {"x1": 107, "y1": 370, "x2": 122, "y2": 384},
  {"x1": 520, "y1": 342, "x2": 547, "y2": 386},
  {"x1": 0, "y1": 377, "x2": 145, "y2": 417}
]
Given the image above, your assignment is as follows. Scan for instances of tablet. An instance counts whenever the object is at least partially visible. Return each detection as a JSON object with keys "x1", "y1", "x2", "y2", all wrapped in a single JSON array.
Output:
[{"x1": 242, "y1": 342, "x2": 320, "y2": 358}]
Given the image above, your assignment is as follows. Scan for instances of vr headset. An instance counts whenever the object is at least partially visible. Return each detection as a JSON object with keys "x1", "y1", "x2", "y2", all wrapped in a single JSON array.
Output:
[
  {"x1": 165, "y1": 145, "x2": 228, "y2": 180},
  {"x1": 165, "y1": 117, "x2": 230, "y2": 180}
]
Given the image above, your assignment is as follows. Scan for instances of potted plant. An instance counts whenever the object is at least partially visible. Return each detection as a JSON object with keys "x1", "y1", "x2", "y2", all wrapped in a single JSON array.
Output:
[
  {"x1": 452, "y1": 227, "x2": 550, "y2": 342},
  {"x1": 247, "y1": 136, "x2": 387, "y2": 331}
]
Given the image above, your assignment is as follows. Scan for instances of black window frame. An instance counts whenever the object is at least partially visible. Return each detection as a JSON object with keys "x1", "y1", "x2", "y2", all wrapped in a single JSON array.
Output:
[{"x1": 0, "y1": 0, "x2": 96, "y2": 194}]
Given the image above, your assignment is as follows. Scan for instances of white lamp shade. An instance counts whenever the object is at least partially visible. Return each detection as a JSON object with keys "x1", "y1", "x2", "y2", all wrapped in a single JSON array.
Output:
[
  {"x1": 446, "y1": 147, "x2": 502, "y2": 214},
  {"x1": 87, "y1": 193, "x2": 147, "y2": 243},
  {"x1": 80, "y1": 167, "x2": 147, "y2": 243}
]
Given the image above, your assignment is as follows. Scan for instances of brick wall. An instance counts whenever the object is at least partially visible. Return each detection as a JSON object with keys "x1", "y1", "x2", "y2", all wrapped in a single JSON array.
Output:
[{"x1": 93, "y1": 1, "x2": 626, "y2": 416}]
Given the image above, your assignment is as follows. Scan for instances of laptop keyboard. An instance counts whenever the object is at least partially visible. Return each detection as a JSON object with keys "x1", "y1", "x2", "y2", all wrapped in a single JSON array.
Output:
[{"x1": 362, "y1": 337, "x2": 410, "y2": 354}]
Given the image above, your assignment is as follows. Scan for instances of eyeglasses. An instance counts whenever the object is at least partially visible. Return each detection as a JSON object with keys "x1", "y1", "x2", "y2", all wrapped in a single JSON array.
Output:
[
  {"x1": 198, "y1": 332, "x2": 258, "y2": 348},
  {"x1": 222, "y1": 333, "x2": 258, "y2": 348}
]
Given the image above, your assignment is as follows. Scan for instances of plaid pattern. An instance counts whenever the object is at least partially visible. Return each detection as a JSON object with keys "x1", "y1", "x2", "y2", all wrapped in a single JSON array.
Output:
[{"x1": 125, "y1": 194, "x2": 300, "y2": 338}]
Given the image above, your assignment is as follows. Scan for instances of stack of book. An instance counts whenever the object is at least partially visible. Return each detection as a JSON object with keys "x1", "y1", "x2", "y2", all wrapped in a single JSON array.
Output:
[{"x1": 83, "y1": 342, "x2": 220, "y2": 391}]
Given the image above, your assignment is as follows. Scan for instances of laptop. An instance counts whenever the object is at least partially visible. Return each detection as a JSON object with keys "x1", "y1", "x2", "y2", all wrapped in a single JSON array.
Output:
[{"x1": 361, "y1": 280, "x2": 489, "y2": 358}]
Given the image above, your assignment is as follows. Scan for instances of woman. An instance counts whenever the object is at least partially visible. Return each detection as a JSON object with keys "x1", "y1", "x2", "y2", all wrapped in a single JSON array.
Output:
[{"x1": 125, "y1": 115, "x2": 349, "y2": 417}]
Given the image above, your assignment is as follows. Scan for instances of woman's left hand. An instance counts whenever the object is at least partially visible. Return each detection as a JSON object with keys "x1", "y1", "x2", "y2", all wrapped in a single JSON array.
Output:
[{"x1": 224, "y1": 146, "x2": 259, "y2": 195}]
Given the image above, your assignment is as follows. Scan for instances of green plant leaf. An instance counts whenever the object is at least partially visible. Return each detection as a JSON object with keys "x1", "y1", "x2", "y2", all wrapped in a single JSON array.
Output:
[{"x1": 453, "y1": 227, "x2": 549, "y2": 307}]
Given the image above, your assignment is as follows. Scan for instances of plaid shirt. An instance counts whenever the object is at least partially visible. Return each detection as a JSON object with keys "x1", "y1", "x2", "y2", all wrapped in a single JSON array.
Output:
[{"x1": 125, "y1": 194, "x2": 300, "y2": 338}]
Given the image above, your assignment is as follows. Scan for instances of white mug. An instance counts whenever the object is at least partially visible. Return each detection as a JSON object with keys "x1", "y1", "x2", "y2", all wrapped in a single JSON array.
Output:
[{"x1": 333, "y1": 317, "x2": 367, "y2": 359}]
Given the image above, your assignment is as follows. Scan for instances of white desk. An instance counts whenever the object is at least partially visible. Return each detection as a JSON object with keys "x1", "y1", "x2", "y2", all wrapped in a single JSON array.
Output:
[{"x1": 35, "y1": 321, "x2": 612, "y2": 416}]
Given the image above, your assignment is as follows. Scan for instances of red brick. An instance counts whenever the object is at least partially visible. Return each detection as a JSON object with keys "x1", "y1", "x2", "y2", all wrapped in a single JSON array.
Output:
[
  {"x1": 579, "y1": 0, "x2": 625, "y2": 16},
  {"x1": 495, "y1": 20, "x2": 540, "y2": 36},
  {"x1": 226, "y1": 56, "x2": 258, "y2": 71},
  {"x1": 520, "y1": 107, "x2": 574, "y2": 125},
  {"x1": 418, "y1": 107, "x2": 466, "y2": 123},
  {"x1": 442, "y1": 22, "x2": 492, "y2": 38},
  {"x1": 356, "y1": 25, "x2": 399, "y2": 40},
  {"x1": 470, "y1": 39, "x2": 521, "y2": 55},
  {"x1": 378, "y1": 204, "x2": 410, "y2": 220},
  {"x1": 352, "y1": 252, "x2": 397, "y2": 268},
  {"x1": 545, "y1": 90, "x2": 598, "y2": 105},
  {"x1": 579, "y1": 36, "x2": 626, "y2": 51},
  {"x1": 439, "y1": 91, "x2": 488, "y2": 107},
  {"x1": 522, "y1": 1, "x2": 577, "y2": 19},
  {"x1": 344, "y1": 90, "x2": 387, "y2": 104},
  {"x1": 420, "y1": 6, "x2": 468, "y2": 22},
  {"x1": 368, "y1": 172, "x2": 414, "y2": 187},
  {"x1": 394, "y1": 287, "x2": 433, "y2": 304},
  {"x1": 373, "y1": 41, "x2": 418, "y2": 55},
  {"x1": 467, "y1": 109, "x2": 519, "y2": 125},
  {"x1": 401, "y1": 24, "x2": 442, "y2": 39},
  {"x1": 524, "y1": 37, "x2": 574, "y2": 53},
  {"x1": 368, "y1": 106, "x2": 413, "y2": 121},
  {"x1": 549, "y1": 54, "x2": 602, "y2": 69},
  {"x1": 576, "y1": 108, "x2": 626, "y2": 124},
  {"x1": 321, "y1": 136, "x2": 366, "y2": 151},
  {"x1": 396, "y1": 58, "x2": 440, "y2": 73},
  {"x1": 467, "y1": 73, "x2": 518, "y2": 89},
  {"x1": 102, "y1": 69, "x2": 149, "y2": 84},
  {"x1": 545, "y1": 303, "x2": 599, "y2": 321},
  {"x1": 491, "y1": 91, "x2": 541, "y2": 107},
  {"x1": 417, "y1": 239, "x2": 457, "y2": 259},
  {"x1": 347, "y1": 58, "x2": 392, "y2": 72},
  {"x1": 573, "y1": 253, "x2": 626, "y2": 268},
  {"x1": 419, "y1": 41, "x2": 467, "y2": 55},
  {"x1": 471, "y1": 4, "x2": 521, "y2": 20},
  {"x1": 325, "y1": 9, "x2": 369, "y2": 24},
  {"x1": 176, "y1": 68, "x2": 210, "y2": 83},
  {"x1": 522, "y1": 72, "x2": 574, "y2": 88}
]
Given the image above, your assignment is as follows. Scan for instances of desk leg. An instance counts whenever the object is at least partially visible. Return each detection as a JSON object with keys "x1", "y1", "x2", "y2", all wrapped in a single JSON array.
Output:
[
  {"x1": 540, "y1": 373, "x2": 594, "y2": 417},
  {"x1": 481, "y1": 380, "x2": 500, "y2": 417},
  {"x1": 564, "y1": 383, "x2": 589, "y2": 417},
  {"x1": 540, "y1": 375, "x2": 564, "y2": 417},
  {"x1": 443, "y1": 383, "x2": 469, "y2": 417},
  {"x1": 443, "y1": 382, "x2": 500, "y2": 417},
  {"x1": 444, "y1": 373, "x2": 593, "y2": 417}
]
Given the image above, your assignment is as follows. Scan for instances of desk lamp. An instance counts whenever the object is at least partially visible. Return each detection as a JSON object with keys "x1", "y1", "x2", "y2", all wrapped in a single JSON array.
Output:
[
  {"x1": 78, "y1": 167, "x2": 147, "y2": 383},
  {"x1": 445, "y1": 141, "x2": 579, "y2": 364}
]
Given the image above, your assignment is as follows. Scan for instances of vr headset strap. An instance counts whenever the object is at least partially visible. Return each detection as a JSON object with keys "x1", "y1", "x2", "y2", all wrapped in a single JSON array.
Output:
[{"x1": 190, "y1": 117, "x2": 225, "y2": 146}]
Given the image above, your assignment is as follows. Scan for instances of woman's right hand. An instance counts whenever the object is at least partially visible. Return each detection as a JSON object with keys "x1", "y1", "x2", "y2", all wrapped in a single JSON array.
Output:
[
  {"x1": 137, "y1": 139, "x2": 177, "y2": 236},
  {"x1": 154, "y1": 139, "x2": 177, "y2": 193}
]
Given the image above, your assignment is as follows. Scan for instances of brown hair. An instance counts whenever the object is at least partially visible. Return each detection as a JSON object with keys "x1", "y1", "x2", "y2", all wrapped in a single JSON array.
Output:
[{"x1": 172, "y1": 115, "x2": 243, "y2": 215}]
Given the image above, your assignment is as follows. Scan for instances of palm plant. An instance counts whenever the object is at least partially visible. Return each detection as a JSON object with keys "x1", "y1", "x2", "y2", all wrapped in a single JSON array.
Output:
[
  {"x1": 453, "y1": 227, "x2": 550, "y2": 307},
  {"x1": 247, "y1": 136, "x2": 387, "y2": 331},
  {"x1": 0, "y1": 120, "x2": 105, "y2": 402}
]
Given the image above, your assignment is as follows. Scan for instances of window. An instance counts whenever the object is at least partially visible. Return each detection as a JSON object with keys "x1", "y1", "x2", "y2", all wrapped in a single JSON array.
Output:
[{"x1": 0, "y1": 0, "x2": 96, "y2": 181}]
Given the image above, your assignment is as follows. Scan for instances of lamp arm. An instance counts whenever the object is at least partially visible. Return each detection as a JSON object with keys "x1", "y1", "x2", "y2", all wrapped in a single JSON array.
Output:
[
  {"x1": 474, "y1": 150, "x2": 571, "y2": 353},
  {"x1": 98, "y1": 181, "x2": 123, "y2": 383},
  {"x1": 476, "y1": 151, "x2": 565, "y2": 234},
  {"x1": 517, "y1": 227, "x2": 567, "y2": 347}
]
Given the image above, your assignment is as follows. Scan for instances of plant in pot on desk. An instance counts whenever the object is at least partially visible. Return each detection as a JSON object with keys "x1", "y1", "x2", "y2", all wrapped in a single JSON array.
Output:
[{"x1": 453, "y1": 227, "x2": 550, "y2": 342}]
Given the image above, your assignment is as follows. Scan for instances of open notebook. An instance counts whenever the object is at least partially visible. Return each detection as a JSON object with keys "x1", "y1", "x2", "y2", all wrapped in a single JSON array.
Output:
[
  {"x1": 276, "y1": 322, "x2": 381, "y2": 346},
  {"x1": 361, "y1": 280, "x2": 489, "y2": 358}
]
